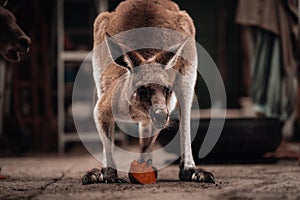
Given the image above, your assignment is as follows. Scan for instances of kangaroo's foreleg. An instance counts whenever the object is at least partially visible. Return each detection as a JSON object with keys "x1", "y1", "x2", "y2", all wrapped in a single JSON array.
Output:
[{"x1": 138, "y1": 123, "x2": 162, "y2": 165}]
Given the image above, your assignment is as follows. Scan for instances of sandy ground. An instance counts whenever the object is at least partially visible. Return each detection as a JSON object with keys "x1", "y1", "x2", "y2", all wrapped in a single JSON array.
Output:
[{"x1": 0, "y1": 153, "x2": 300, "y2": 200}]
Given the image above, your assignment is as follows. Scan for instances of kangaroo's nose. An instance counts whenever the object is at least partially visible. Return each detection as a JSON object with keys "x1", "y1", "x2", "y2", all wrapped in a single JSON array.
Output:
[
  {"x1": 150, "y1": 105, "x2": 169, "y2": 128},
  {"x1": 17, "y1": 36, "x2": 31, "y2": 53}
]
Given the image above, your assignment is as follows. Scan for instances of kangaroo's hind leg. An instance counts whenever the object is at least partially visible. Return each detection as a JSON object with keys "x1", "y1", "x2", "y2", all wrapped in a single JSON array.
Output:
[{"x1": 82, "y1": 100, "x2": 126, "y2": 184}]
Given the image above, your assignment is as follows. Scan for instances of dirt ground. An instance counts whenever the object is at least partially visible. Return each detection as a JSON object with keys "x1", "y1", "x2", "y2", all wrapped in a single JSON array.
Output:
[{"x1": 0, "y1": 152, "x2": 300, "y2": 200}]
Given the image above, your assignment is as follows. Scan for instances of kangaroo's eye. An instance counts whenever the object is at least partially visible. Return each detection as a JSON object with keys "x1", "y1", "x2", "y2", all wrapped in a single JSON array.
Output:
[
  {"x1": 164, "y1": 87, "x2": 172, "y2": 96},
  {"x1": 137, "y1": 86, "x2": 150, "y2": 98}
]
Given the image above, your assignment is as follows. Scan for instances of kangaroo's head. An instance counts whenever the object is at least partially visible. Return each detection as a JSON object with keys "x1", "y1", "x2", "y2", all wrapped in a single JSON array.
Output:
[
  {"x1": 106, "y1": 33, "x2": 188, "y2": 128},
  {"x1": 0, "y1": 2, "x2": 31, "y2": 62}
]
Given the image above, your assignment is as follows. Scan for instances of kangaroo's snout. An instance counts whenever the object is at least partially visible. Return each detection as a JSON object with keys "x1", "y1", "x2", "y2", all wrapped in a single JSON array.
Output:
[
  {"x1": 17, "y1": 36, "x2": 31, "y2": 53},
  {"x1": 150, "y1": 104, "x2": 169, "y2": 128},
  {"x1": 0, "y1": 6, "x2": 31, "y2": 62}
]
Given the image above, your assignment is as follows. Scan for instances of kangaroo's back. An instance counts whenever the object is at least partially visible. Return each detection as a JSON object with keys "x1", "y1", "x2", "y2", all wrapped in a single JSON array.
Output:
[
  {"x1": 93, "y1": 0, "x2": 196, "y2": 95},
  {"x1": 93, "y1": 0, "x2": 195, "y2": 48}
]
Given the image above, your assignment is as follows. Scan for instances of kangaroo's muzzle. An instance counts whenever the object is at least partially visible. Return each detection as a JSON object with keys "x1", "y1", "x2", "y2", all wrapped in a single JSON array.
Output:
[{"x1": 150, "y1": 104, "x2": 169, "y2": 129}]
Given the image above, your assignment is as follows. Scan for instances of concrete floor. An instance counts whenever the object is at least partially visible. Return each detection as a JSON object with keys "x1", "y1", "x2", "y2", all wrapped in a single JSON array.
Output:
[{"x1": 0, "y1": 153, "x2": 300, "y2": 200}]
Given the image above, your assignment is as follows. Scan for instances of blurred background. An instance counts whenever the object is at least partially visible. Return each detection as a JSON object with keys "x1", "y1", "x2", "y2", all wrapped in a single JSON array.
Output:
[{"x1": 0, "y1": 0, "x2": 299, "y2": 163}]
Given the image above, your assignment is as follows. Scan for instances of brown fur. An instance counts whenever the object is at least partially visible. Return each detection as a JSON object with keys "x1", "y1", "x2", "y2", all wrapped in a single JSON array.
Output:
[
  {"x1": 93, "y1": 0, "x2": 195, "y2": 46},
  {"x1": 94, "y1": 0, "x2": 195, "y2": 106}
]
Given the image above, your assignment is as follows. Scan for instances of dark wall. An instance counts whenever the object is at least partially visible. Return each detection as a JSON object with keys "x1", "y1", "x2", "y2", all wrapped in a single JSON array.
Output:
[{"x1": 174, "y1": 0, "x2": 242, "y2": 108}]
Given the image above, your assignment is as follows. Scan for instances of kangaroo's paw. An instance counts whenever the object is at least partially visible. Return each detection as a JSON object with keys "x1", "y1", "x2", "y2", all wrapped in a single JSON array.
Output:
[
  {"x1": 82, "y1": 168, "x2": 104, "y2": 185},
  {"x1": 82, "y1": 167, "x2": 127, "y2": 185},
  {"x1": 103, "y1": 167, "x2": 127, "y2": 183},
  {"x1": 179, "y1": 167, "x2": 215, "y2": 183}
]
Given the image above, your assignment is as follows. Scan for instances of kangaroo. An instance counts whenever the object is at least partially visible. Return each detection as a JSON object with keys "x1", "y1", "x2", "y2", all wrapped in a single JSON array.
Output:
[
  {"x1": 83, "y1": 0, "x2": 214, "y2": 184},
  {"x1": 0, "y1": 1, "x2": 31, "y2": 62}
]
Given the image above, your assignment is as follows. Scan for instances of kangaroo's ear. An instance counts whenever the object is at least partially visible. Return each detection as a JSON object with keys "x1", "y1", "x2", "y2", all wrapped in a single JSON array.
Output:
[
  {"x1": 105, "y1": 33, "x2": 145, "y2": 70},
  {"x1": 152, "y1": 37, "x2": 189, "y2": 70},
  {"x1": 0, "y1": 0, "x2": 8, "y2": 7}
]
